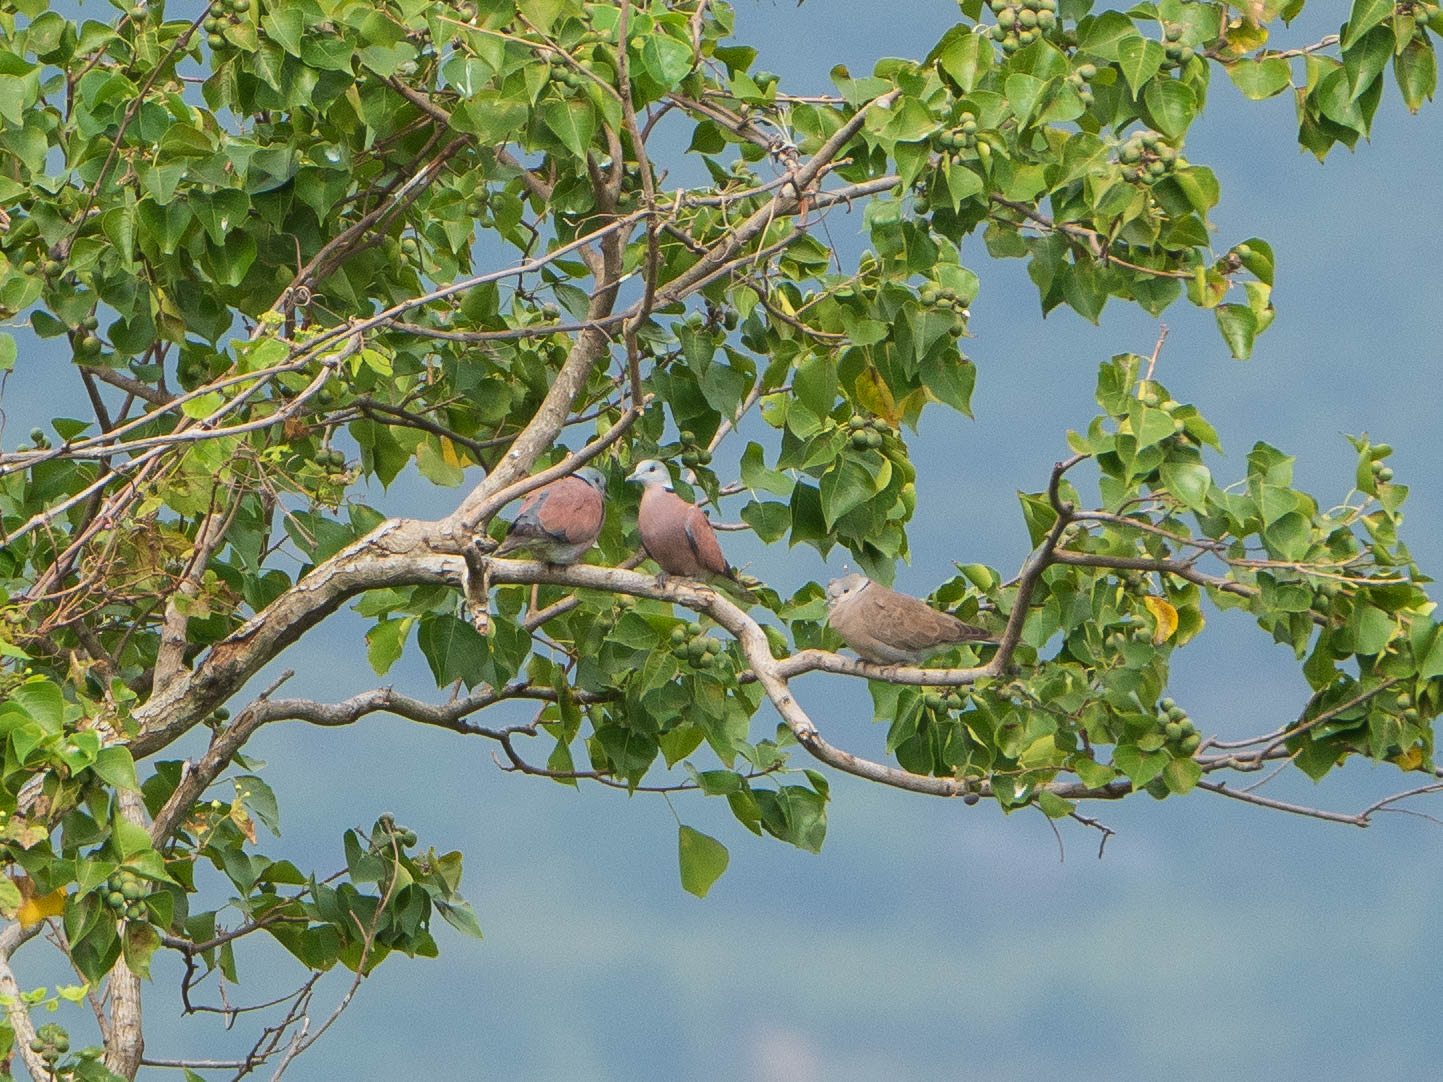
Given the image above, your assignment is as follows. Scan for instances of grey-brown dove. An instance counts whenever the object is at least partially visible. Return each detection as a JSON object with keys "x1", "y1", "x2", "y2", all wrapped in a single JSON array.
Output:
[
  {"x1": 825, "y1": 573, "x2": 993, "y2": 664},
  {"x1": 495, "y1": 467, "x2": 606, "y2": 565},
  {"x1": 626, "y1": 459, "x2": 757, "y2": 603}
]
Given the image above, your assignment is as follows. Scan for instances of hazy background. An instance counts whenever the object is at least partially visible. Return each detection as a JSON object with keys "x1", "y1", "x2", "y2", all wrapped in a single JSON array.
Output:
[{"x1": 5, "y1": 1, "x2": 1443, "y2": 1078}]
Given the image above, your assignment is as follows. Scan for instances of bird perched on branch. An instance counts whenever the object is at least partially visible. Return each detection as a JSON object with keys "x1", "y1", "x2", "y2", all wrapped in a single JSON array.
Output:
[
  {"x1": 494, "y1": 466, "x2": 607, "y2": 565},
  {"x1": 825, "y1": 573, "x2": 994, "y2": 665},
  {"x1": 626, "y1": 459, "x2": 758, "y2": 604}
]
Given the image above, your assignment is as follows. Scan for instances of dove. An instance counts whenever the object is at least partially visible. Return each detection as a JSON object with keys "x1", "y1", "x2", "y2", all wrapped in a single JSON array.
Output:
[
  {"x1": 825, "y1": 573, "x2": 993, "y2": 665},
  {"x1": 494, "y1": 466, "x2": 607, "y2": 565},
  {"x1": 626, "y1": 459, "x2": 757, "y2": 603}
]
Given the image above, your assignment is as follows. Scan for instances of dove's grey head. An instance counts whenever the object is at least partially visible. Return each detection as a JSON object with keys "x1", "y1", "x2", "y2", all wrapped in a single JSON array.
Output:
[
  {"x1": 625, "y1": 459, "x2": 673, "y2": 490},
  {"x1": 575, "y1": 466, "x2": 607, "y2": 493},
  {"x1": 826, "y1": 573, "x2": 869, "y2": 607}
]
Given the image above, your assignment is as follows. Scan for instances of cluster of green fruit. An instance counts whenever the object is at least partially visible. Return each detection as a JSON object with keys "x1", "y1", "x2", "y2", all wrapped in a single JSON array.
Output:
[
  {"x1": 1117, "y1": 129, "x2": 1184, "y2": 184},
  {"x1": 1066, "y1": 62, "x2": 1097, "y2": 106},
  {"x1": 677, "y1": 430, "x2": 712, "y2": 470},
  {"x1": 933, "y1": 111, "x2": 979, "y2": 153},
  {"x1": 917, "y1": 282, "x2": 969, "y2": 337},
  {"x1": 19, "y1": 255, "x2": 64, "y2": 279},
  {"x1": 203, "y1": 0, "x2": 251, "y2": 49},
  {"x1": 29, "y1": 1023, "x2": 70, "y2": 1066},
  {"x1": 1369, "y1": 455, "x2": 1395, "y2": 485},
  {"x1": 377, "y1": 813, "x2": 419, "y2": 848},
  {"x1": 1157, "y1": 698, "x2": 1200, "y2": 755},
  {"x1": 921, "y1": 689, "x2": 966, "y2": 714},
  {"x1": 102, "y1": 868, "x2": 151, "y2": 922},
  {"x1": 15, "y1": 426, "x2": 51, "y2": 452},
  {"x1": 316, "y1": 446, "x2": 349, "y2": 477},
  {"x1": 1396, "y1": 691, "x2": 1421, "y2": 725},
  {"x1": 72, "y1": 315, "x2": 103, "y2": 358},
  {"x1": 978, "y1": 0, "x2": 1059, "y2": 54},
  {"x1": 1160, "y1": 23, "x2": 1196, "y2": 67},
  {"x1": 547, "y1": 56, "x2": 588, "y2": 90},
  {"x1": 846, "y1": 414, "x2": 892, "y2": 451},
  {"x1": 669, "y1": 622, "x2": 725, "y2": 669}
]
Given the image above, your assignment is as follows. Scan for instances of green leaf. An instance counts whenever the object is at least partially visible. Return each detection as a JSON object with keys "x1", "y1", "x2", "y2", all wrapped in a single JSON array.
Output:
[
  {"x1": 677, "y1": 825, "x2": 729, "y2": 898},
  {"x1": 1142, "y1": 78, "x2": 1196, "y2": 139},
  {"x1": 1394, "y1": 38, "x2": 1437, "y2": 113},
  {"x1": 1342, "y1": 0, "x2": 1395, "y2": 49},
  {"x1": 90, "y1": 746, "x2": 140, "y2": 791},
  {"x1": 544, "y1": 98, "x2": 596, "y2": 159},
  {"x1": 1226, "y1": 57, "x2": 1293, "y2": 100},
  {"x1": 1159, "y1": 460, "x2": 1211, "y2": 511},
  {"x1": 1162, "y1": 756, "x2": 1201, "y2": 794},
  {"x1": 1117, "y1": 34, "x2": 1165, "y2": 96},
  {"x1": 0, "y1": 333, "x2": 14, "y2": 372},
  {"x1": 1215, "y1": 304, "x2": 1258, "y2": 359},
  {"x1": 365, "y1": 616, "x2": 413, "y2": 676},
  {"x1": 641, "y1": 34, "x2": 693, "y2": 87}
]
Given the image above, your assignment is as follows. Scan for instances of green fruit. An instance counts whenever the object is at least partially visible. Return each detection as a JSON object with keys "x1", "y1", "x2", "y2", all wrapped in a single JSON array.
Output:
[
  {"x1": 851, "y1": 430, "x2": 870, "y2": 450},
  {"x1": 1167, "y1": 705, "x2": 1187, "y2": 722},
  {"x1": 1165, "y1": 24, "x2": 1182, "y2": 41},
  {"x1": 1159, "y1": 697, "x2": 1176, "y2": 711},
  {"x1": 1178, "y1": 46, "x2": 1195, "y2": 63},
  {"x1": 679, "y1": 429, "x2": 695, "y2": 445},
  {"x1": 1164, "y1": 43, "x2": 1182, "y2": 60},
  {"x1": 865, "y1": 429, "x2": 884, "y2": 449},
  {"x1": 1077, "y1": 62, "x2": 1096, "y2": 79},
  {"x1": 686, "y1": 642, "x2": 706, "y2": 662},
  {"x1": 121, "y1": 881, "x2": 143, "y2": 901},
  {"x1": 1179, "y1": 733, "x2": 1201, "y2": 754},
  {"x1": 1178, "y1": 719, "x2": 1196, "y2": 736},
  {"x1": 697, "y1": 449, "x2": 711, "y2": 466},
  {"x1": 1036, "y1": 9, "x2": 1055, "y2": 27},
  {"x1": 919, "y1": 286, "x2": 939, "y2": 305},
  {"x1": 1120, "y1": 145, "x2": 1141, "y2": 164},
  {"x1": 20, "y1": 260, "x2": 36, "y2": 274},
  {"x1": 1018, "y1": 9, "x2": 1037, "y2": 27},
  {"x1": 108, "y1": 890, "x2": 125, "y2": 908},
  {"x1": 231, "y1": 0, "x2": 251, "y2": 9},
  {"x1": 400, "y1": 829, "x2": 418, "y2": 846},
  {"x1": 29, "y1": 427, "x2": 44, "y2": 442},
  {"x1": 1164, "y1": 722, "x2": 1182, "y2": 741},
  {"x1": 43, "y1": 258, "x2": 62, "y2": 276},
  {"x1": 126, "y1": 902, "x2": 144, "y2": 920},
  {"x1": 81, "y1": 334, "x2": 102, "y2": 355},
  {"x1": 214, "y1": 706, "x2": 230, "y2": 721},
  {"x1": 1378, "y1": 466, "x2": 1394, "y2": 482},
  {"x1": 924, "y1": 693, "x2": 945, "y2": 710},
  {"x1": 670, "y1": 627, "x2": 687, "y2": 645},
  {"x1": 681, "y1": 450, "x2": 699, "y2": 468},
  {"x1": 848, "y1": 414, "x2": 867, "y2": 430},
  {"x1": 1397, "y1": 693, "x2": 1412, "y2": 709},
  {"x1": 687, "y1": 622, "x2": 703, "y2": 637},
  {"x1": 208, "y1": 32, "x2": 225, "y2": 48},
  {"x1": 705, "y1": 638, "x2": 722, "y2": 655},
  {"x1": 1403, "y1": 708, "x2": 1420, "y2": 723},
  {"x1": 997, "y1": 7, "x2": 1016, "y2": 27},
  {"x1": 945, "y1": 693, "x2": 963, "y2": 710}
]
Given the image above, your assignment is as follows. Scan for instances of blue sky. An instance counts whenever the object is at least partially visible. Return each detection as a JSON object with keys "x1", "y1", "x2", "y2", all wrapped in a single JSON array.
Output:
[{"x1": 6, "y1": 1, "x2": 1443, "y2": 1079}]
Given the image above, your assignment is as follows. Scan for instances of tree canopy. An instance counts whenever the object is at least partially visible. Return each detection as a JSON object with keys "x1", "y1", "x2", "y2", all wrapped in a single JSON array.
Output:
[{"x1": 0, "y1": 0, "x2": 1438, "y2": 1076}]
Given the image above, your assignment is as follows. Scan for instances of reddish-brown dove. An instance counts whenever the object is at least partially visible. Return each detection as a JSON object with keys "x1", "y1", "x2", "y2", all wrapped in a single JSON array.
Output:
[
  {"x1": 825, "y1": 573, "x2": 993, "y2": 664},
  {"x1": 495, "y1": 467, "x2": 607, "y2": 565},
  {"x1": 626, "y1": 459, "x2": 757, "y2": 603}
]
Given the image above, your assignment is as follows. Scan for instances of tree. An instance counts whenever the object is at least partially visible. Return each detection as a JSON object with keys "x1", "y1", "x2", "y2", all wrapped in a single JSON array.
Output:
[{"x1": 0, "y1": 0, "x2": 1438, "y2": 1075}]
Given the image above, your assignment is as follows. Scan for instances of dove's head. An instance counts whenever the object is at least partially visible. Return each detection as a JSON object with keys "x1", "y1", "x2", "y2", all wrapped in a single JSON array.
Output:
[
  {"x1": 825, "y1": 573, "x2": 869, "y2": 608},
  {"x1": 575, "y1": 466, "x2": 607, "y2": 493},
  {"x1": 625, "y1": 459, "x2": 673, "y2": 490}
]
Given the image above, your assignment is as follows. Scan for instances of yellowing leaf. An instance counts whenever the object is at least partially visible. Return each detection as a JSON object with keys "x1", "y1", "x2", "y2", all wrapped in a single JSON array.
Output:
[
  {"x1": 440, "y1": 437, "x2": 468, "y2": 469},
  {"x1": 1392, "y1": 744, "x2": 1425, "y2": 771},
  {"x1": 1144, "y1": 595, "x2": 1179, "y2": 644},
  {"x1": 855, "y1": 366, "x2": 902, "y2": 427},
  {"x1": 18, "y1": 887, "x2": 67, "y2": 928},
  {"x1": 231, "y1": 803, "x2": 257, "y2": 844}
]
